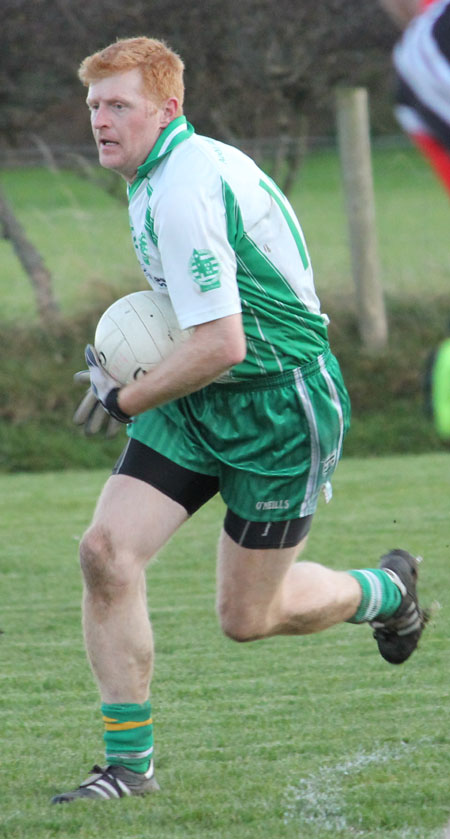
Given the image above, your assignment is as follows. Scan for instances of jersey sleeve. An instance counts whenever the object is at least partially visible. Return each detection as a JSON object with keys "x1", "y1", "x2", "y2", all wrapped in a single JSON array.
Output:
[{"x1": 152, "y1": 170, "x2": 242, "y2": 330}]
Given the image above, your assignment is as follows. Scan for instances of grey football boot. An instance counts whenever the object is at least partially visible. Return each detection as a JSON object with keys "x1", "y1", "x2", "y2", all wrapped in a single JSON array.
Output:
[{"x1": 51, "y1": 761, "x2": 159, "y2": 803}]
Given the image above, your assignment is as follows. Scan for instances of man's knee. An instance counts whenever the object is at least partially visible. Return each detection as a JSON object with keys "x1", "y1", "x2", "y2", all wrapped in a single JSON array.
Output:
[
  {"x1": 217, "y1": 597, "x2": 264, "y2": 643},
  {"x1": 80, "y1": 526, "x2": 109, "y2": 587},
  {"x1": 79, "y1": 525, "x2": 133, "y2": 591}
]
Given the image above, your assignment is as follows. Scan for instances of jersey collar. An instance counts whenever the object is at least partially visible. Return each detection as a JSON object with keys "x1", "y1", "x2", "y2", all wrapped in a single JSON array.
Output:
[{"x1": 131, "y1": 116, "x2": 194, "y2": 187}]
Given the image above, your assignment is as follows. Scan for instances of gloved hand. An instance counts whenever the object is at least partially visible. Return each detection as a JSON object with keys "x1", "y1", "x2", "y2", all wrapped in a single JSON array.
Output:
[
  {"x1": 73, "y1": 345, "x2": 131, "y2": 437},
  {"x1": 73, "y1": 370, "x2": 121, "y2": 437}
]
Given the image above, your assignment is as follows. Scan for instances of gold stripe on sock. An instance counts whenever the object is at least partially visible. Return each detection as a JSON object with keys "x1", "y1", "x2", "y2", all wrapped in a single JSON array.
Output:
[{"x1": 102, "y1": 717, "x2": 153, "y2": 731}]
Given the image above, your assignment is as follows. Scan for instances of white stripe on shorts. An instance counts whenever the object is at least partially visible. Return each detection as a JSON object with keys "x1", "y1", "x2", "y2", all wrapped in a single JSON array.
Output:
[
  {"x1": 318, "y1": 354, "x2": 345, "y2": 459},
  {"x1": 293, "y1": 363, "x2": 321, "y2": 517},
  {"x1": 238, "y1": 519, "x2": 252, "y2": 546}
]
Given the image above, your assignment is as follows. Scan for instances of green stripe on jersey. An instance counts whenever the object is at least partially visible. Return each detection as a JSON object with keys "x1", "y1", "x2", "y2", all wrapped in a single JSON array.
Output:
[
  {"x1": 129, "y1": 117, "x2": 195, "y2": 198},
  {"x1": 221, "y1": 179, "x2": 328, "y2": 377},
  {"x1": 144, "y1": 183, "x2": 158, "y2": 246},
  {"x1": 259, "y1": 176, "x2": 309, "y2": 270}
]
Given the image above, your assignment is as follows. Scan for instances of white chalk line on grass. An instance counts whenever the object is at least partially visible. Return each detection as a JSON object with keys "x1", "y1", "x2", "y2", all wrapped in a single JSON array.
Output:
[{"x1": 283, "y1": 740, "x2": 445, "y2": 838}]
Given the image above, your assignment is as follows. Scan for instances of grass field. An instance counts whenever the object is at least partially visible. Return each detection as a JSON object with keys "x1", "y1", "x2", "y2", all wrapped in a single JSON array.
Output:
[
  {"x1": 1, "y1": 454, "x2": 449, "y2": 838},
  {"x1": 0, "y1": 168, "x2": 145, "y2": 322},
  {"x1": 0, "y1": 143, "x2": 449, "y2": 324}
]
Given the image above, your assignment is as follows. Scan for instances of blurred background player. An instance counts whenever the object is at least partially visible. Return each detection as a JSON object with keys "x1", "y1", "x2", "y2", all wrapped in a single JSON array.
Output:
[
  {"x1": 380, "y1": 0, "x2": 450, "y2": 194},
  {"x1": 379, "y1": 1, "x2": 450, "y2": 434}
]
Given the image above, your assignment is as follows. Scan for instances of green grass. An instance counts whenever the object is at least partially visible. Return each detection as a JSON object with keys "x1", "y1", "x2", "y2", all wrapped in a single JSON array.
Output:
[
  {"x1": 0, "y1": 167, "x2": 146, "y2": 322},
  {"x1": 290, "y1": 144, "x2": 450, "y2": 303},
  {"x1": 1, "y1": 146, "x2": 450, "y2": 468},
  {"x1": 1, "y1": 454, "x2": 449, "y2": 838},
  {"x1": 0, "y1": 144, "x2": 449, "y2": 324}
]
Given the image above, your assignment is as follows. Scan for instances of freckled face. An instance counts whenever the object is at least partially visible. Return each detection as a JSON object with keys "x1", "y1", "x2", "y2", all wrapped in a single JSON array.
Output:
[{"x1": 86, "y1": 68, "x2": 169, "y2": 182}]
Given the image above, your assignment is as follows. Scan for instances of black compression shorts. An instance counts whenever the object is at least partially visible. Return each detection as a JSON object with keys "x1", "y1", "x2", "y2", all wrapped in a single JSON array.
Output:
[{"x1": 113, "y1": 438, "x2": 313, "y2": 550}]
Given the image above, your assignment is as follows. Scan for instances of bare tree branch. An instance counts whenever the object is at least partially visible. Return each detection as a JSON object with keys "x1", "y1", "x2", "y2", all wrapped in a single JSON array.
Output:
[{"x1": 0, "y1": 188, "x2": 60, "y2": 325}]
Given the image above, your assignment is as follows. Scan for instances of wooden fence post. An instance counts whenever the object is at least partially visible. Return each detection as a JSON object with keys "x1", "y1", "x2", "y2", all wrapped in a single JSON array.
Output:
[{"x1": 336, "y1": 86, "x2": 388, "y2": 353}]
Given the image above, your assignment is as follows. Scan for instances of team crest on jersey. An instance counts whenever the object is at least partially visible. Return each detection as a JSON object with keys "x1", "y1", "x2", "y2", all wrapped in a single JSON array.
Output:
[{"x1": 189, "y1": 249, "x2": 221, "y2": 292}]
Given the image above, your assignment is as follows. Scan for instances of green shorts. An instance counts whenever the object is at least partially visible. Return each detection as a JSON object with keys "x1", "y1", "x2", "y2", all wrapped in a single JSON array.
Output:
[{"x1": 128, "y1": 348, "x2": 351, "y2": 522}]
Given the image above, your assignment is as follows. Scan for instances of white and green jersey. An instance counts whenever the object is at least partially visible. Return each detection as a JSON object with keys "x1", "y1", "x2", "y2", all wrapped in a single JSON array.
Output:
[{"x1": 128, "y1": 116, "x2": 329, "y2": 380}]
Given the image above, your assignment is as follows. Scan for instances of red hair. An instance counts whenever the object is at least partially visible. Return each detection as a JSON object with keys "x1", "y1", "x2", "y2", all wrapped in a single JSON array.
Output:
[{"x1": 78, "y1": 37, "x2": 184, "y2": 114}]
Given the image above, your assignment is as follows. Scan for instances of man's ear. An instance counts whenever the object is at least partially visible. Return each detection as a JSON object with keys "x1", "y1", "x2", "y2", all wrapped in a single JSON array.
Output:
[{"x1": 160, "y1": 97, "x2": 180, "y2": 127}]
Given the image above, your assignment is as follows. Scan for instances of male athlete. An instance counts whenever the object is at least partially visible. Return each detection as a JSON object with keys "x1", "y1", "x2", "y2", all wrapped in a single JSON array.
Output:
[
  {"x1": 380, "y1": 0, "x2": 450, "y2": 194},
  {"x1": 379, "y1": 1, "x2": 450, "y2": 432},
  {"x1": 52, "y1": 37, "x2": 427, "y2": 803}
]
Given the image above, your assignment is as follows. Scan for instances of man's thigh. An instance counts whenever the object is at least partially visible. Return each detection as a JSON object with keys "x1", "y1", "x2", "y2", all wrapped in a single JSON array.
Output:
[
  {"x1": 216, "y1": 529, "x2": 309, "y2": 625},
  {"x1": 89, "y1": 473, "x2": 189, "y2": 561}
]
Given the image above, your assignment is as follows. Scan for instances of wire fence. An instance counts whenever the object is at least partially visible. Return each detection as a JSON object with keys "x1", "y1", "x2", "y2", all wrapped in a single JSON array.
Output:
[
  {"x1": 0, "y1": 131, "x2": 412, "y2": 171},
  {"x1": 0, "y1": 133, "x2": 410, "y2": 175}
]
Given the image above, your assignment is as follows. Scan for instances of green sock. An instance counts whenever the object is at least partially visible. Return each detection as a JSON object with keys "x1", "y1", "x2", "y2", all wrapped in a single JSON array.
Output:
[
  {"x1": 102, "y1": 700, "x2": 153, "y2": 774},
  {"x1": 347, "y1": 569, "x2": 402, "y2": 623}
]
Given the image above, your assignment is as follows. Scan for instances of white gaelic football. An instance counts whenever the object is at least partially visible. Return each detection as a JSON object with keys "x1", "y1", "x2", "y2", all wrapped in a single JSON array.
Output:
[{"x1": 94, "y1": 290, "x2": 191, "y2": 385}]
